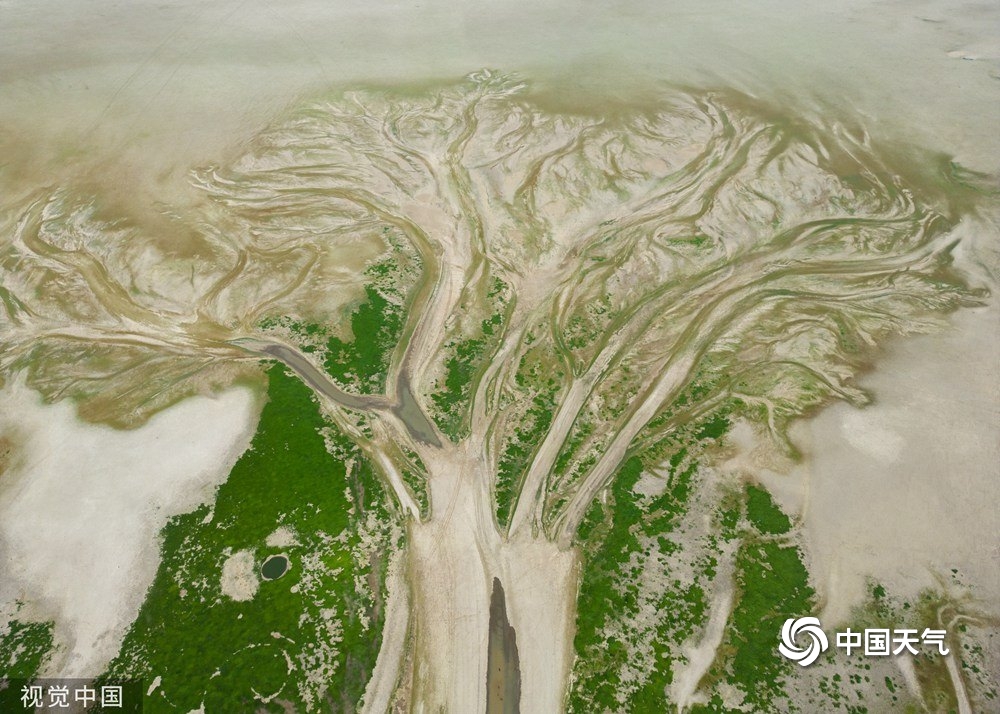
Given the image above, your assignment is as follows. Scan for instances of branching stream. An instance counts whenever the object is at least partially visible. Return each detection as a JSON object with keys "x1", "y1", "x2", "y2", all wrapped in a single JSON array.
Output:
[{"x1": 0, "y1": 72, "x2": 986, "y2": 711}]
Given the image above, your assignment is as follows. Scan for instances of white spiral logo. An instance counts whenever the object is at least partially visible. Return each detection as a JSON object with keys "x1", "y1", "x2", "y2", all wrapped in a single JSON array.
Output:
[{"x1": 778, "y1": 616, "x2": 829, "y2": 667}]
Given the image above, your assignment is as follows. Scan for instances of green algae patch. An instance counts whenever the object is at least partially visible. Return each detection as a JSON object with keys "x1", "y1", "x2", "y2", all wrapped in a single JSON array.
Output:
[{"x1": 102, "y1": 364, "x2": 398, "y2": 713}]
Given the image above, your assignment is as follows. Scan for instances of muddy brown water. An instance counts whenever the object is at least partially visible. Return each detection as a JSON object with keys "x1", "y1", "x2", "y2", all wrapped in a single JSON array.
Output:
[{"x1": 486, "y1": 577, "x2": 521, "y2": 714}]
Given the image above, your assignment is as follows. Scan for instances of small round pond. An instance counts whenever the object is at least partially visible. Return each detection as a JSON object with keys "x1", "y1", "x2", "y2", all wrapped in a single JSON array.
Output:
[{"x1": 261, "y1": 554, "x2": 290, "y2": 581}]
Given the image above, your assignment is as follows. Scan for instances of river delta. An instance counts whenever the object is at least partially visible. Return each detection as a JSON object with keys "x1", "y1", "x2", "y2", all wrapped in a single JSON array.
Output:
[{"x1": 0, "y1": 2, "x2": 997, "y2": 712}]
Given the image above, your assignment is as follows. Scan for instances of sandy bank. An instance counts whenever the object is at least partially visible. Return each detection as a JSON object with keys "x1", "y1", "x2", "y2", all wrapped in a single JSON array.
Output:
[{"x1": 0, "y1": 379, "x2": 260, "y2": 677}]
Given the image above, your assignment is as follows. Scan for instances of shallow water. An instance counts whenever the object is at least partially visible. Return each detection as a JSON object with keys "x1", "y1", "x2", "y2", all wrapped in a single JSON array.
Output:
[
  {"x1": 1, "y1": 0, "x2": 997, "y2": 200},
  {"x1": 261, "y1": 554, "x2": 289, "y2": 581}
]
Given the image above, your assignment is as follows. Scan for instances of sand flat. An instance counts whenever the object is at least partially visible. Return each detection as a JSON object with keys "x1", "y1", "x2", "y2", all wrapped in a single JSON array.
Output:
[{"x1": 0, "y1": 380, "x2": 260, "y2": 677}]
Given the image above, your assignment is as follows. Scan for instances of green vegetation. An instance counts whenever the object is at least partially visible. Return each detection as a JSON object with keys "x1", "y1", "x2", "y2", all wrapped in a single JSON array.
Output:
[
  {"x1": 324, "y1": 282, "x2": 403, "y2": 394},
  {"x1": 430, "y1": 278, "x2": 508, "y2": 440},
  {"x1": 259, "y1": 251, "x2": 432, "y2": 517},
  {"x1": 0, "y1": 616, "x2": 54, "y2": 679},
  {"x1": 692, "y1": 484, "x2": 815, "y2": 713},
  {"x1": 1, "y1": 75, "x2": 990, "y2": 713},
  {"x1": 839, "y1": 576, "x2": 999, "y2": 713},
  {"x1": 569, "y1": 413, "x2": 728, "y2": 712},
  {"x1": 431, "y1": 328, "x2": 494, "y2": 440},
  {"x1": 321, "y1": 248, "x2": 413, "y2": 395},
  {"x1": 570, "y1": 455, "x2": 647, "y2": 711},
  {"x1": 493, "y1": 342, "x2": 563, "y2": 527},
  {"x1": 103, "y1": 364, "x2": 397, "y2": 712},
  {"x1": 745, "y1": 484, "x2": 791, "y2": 535},
  {"x1": 569, "y1": 424, "x2": 827, "y2": 713},
  {"x1": 726, "y1": 536, "x2": 814, "y2": 709},
  {"x1": 434, "y1": 336, "x2": 485, "y2": 435},
  {"x1": 261, "y1": 236, "x2": 417, "y2": 397}
]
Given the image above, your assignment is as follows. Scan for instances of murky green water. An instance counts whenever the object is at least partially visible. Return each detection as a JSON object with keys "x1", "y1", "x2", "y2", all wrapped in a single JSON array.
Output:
[{"x1": 261, "y1": 555, "x2": 289, "y2": 581}]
